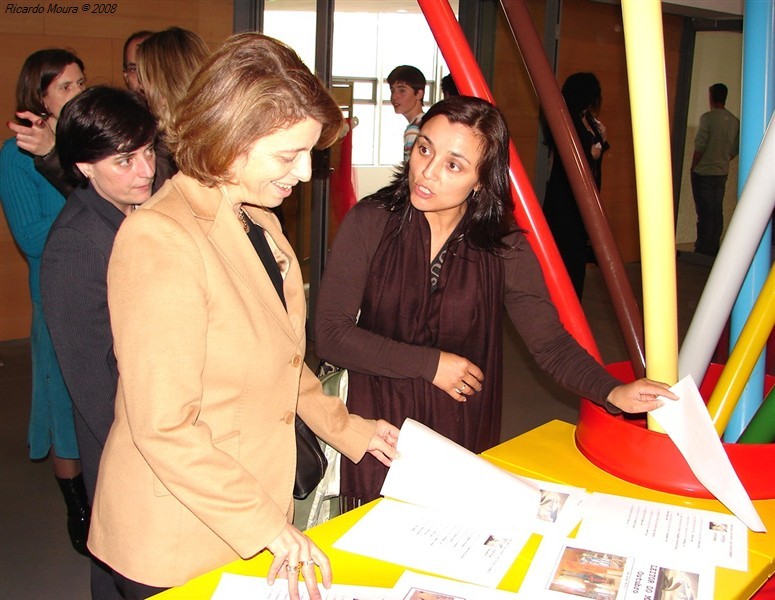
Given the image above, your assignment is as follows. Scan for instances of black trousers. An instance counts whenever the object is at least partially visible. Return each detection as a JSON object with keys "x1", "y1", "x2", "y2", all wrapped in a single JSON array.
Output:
[
  {"x1": 111, "y1": 570, "x2": 168, "y2": 600},
  {"x1": 691, "y1": 172, "x2": 728, "y2": 256},
  {"x1": 90, "y1": 557, "x2": 123, "y2": 600}
]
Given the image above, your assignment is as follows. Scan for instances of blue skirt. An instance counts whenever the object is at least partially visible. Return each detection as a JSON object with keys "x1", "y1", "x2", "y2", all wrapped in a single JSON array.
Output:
[{"x1": 28, "y1": 302, "x2": 79, "y2": 460}]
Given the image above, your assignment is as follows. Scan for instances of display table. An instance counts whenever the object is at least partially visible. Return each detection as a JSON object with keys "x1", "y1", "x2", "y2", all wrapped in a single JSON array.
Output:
[{"x1": 154, "y1": 420, "x2": 774, "y2": 599}]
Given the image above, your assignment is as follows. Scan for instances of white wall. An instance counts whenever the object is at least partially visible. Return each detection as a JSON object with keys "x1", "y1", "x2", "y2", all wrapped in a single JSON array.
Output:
[{"x1": 354, "y1": 166, "x2": 399, "y2": 199}]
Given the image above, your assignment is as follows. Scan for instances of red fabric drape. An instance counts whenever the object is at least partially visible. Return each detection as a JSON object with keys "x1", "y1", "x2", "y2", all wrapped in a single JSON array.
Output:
[{"x1": 330, "y1": 118, "x2": 357, "y2": 224}]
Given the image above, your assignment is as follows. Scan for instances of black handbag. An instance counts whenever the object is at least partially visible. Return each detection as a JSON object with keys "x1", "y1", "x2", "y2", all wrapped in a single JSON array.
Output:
[{"x1": 293, "y1": 415, "x2": 328, "y2": 500}]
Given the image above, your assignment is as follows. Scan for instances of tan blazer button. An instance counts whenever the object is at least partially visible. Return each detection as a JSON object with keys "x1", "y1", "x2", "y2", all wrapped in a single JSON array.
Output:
[
  {"x1": 284, "y1": 411, "x2": 295, "y2": 424},
  {"x1": 291, "y1": 354, "x2": 302, "y2": 367}
]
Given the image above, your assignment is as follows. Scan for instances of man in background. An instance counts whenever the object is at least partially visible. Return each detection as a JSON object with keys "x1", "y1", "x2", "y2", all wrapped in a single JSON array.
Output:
[
  {"x1": 441, "y1": 73, "x2": 459, "y2": 99},
  {"x1": 690, "y1": 82, "x2": 739, "y2": 257},
  {"x1": 122, "y1": 30, "x2": 153, "y2": 93},
  {"x1": 387, "y1": 65, "x2": 426, "y2": 162}
]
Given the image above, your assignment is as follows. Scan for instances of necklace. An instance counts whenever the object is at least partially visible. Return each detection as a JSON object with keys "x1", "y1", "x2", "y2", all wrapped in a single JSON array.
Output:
[
  {"x1": 220, "y1": 186, "x2": 250, "y2": 233},
  {"x1": 236, "y1": 209, "x2": 250, "y2": 233}
]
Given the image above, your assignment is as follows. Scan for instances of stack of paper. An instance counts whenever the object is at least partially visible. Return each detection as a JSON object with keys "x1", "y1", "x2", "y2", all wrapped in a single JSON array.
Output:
[{"x1": 334, "y1": 419, "x2": 585, "y2": 587}]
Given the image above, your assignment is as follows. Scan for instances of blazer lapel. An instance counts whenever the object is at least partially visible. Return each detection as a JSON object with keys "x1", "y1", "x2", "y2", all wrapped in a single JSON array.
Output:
[{"x1": 171, "y1": 175, "x2": 301, "y2": 343}]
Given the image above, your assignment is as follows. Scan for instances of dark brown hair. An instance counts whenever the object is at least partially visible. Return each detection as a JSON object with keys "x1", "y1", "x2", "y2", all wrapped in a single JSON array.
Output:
[
  {"x1": 710, "y1": 83, "x2": 728, "y2": 105},
  {"x1": 122, "y1": 30, "x2": 153, "y2": 68},
  {"x1": 15, "y1": 49, "x2": 84, "y2": 123},
  {"x1": 387, "y1": 65, "x2": 426, "y2": 92},
  {"x1": 367, "y1": 96, "x2": 516, "y2": 252},
  {"x1": 57, "y1": 86, "x2": 157, "y2": 187}
]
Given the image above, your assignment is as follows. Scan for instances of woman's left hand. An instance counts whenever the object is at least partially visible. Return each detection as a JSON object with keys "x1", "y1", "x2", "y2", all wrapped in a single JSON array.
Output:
[
  {"x1": 366, "y1": 419, "x2": 400, "y2": 467},
  {"x1": 266, "y1": 523, "x2": 331, "y2": 600},
  {"x1": 9, "y1": 111, "x2": 56, "y2": 156},
  {"x1": 606, "y1": 378, "x2": 678, "y2": 413}
]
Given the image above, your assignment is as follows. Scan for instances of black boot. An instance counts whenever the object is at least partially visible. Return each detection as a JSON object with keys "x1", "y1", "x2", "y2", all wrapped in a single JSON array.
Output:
[{"x1": 56, "y1": 474, "x2": 91, "y2": 557}]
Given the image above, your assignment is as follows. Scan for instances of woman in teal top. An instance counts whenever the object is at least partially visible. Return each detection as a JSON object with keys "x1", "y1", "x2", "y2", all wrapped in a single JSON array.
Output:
[{"x1": 0, "y1": 48, "x2": 89, "y2": 556}]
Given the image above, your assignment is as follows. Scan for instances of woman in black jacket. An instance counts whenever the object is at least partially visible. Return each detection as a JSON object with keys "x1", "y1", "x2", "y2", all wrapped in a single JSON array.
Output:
[
  {"x1": 542, "y1": 72, "x2": 609, "y2": 300},
  {"x1": 40, "y1": 86, "x2": 157, "y2": 600}
]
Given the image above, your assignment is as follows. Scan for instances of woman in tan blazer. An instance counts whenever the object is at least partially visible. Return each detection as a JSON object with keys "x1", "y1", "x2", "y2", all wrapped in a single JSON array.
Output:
[{"x1": 87, "y1": 33, "x2": 399, "y2": 600}]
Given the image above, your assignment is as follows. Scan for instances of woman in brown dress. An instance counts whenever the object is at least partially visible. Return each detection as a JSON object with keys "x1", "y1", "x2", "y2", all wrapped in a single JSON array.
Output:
[{"x1": 315, "y1": 96, "x2": 675, "y2": 508}]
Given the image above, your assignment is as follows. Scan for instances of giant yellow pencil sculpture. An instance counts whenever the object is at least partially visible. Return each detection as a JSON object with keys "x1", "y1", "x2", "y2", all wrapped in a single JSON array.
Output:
[{"x1": 621, "y1": 0, "x2": 679, "y2": 431}]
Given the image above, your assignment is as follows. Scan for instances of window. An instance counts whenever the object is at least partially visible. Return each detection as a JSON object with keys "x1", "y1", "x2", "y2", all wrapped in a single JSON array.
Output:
[{"x1": 264, "y1": 4, "x2": 455, "y2": 167}]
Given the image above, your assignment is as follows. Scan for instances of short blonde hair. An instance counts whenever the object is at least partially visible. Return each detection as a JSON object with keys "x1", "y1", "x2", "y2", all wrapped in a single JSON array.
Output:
[
  {"x1": 136, "y1": 27, "x2": 210, "y2": 131},
  {"x1": 167, "y1": 33, "x2": 344, "y2": 186}
]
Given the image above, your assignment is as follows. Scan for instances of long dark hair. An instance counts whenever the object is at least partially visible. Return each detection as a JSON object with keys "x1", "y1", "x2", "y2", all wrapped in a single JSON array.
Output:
[
  {"x1": 56, "y1": 86, "x2": 157, "y2": 187},
  {"x1": 365, "y1": 95, "x2": 517, "y2": 252},
  {"x1": 543, "y1": 72, "x2": 602, "y2": 153},
  {"x1": 15, "y1": 48, "x2": 84, "y2": 124}
]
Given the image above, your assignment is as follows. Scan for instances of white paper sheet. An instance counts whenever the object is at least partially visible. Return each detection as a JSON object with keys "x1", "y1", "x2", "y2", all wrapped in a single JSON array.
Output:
[
  {"x1": 380, "y1": 419, "x2": 541, "y2": 529},
  {"x1": 333, "y1": 499, "x2": 531, "y2": 588},
  {"x1": 649, "y1": 375, "x2": 766, "y2": 532},
  {"x1": 575, "y1": 493, "x2": 748, "y2": 572},
  {"x1": 520, "y1": 537, "x2": 715, "y2": 600},
  {"x1": 210, "y1": 573, "x2": 392, "y2": 600},
  {"x1": 514, "y1": 475, "x2": 587, "y2": 538},
  {"x1": 392, "y1": 571, "x2": 522, "y2": 599}
]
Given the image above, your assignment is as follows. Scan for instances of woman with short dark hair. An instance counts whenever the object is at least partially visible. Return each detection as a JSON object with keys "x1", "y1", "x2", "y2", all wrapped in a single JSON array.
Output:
[
  {"x1": 0, "y1": 48, "x2": 88, "y2": 556},
  {"x1": 88, "y1": 33, "x2": 399, "y2": 600},
  {"x1": 41, "y1": 84, "x2": 156, "y2": 600}
]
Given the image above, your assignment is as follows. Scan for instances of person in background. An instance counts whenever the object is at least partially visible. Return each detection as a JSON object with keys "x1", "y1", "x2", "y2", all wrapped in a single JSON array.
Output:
[
  {"x1": 388, "y1": 64, "x2": 426, "y2": 162},
  {"x1": 136, "y1": 25, "x2": 289, "y2": 233},
  {"x1": 0, "y1": 48, "x2": 89, "y2": 556},
  {"x1": 10, "y1": 31, "x2": 154, "y2": 198},
  {"x1": 441, "y1": 73, "x2": 459, "y2": 99},
  {"x1": 87, "y1": 33, "x2": 398, "y2": 600},
  {"x1": 30, "y1": 27, "x2": 189, "y2": 199},
  {"x1": 41, "y1": 86, "x2": 157, "y2": 600},
  {"x1": 5, "y1": 47, "x2": 86, "y2": 185},
  {"x1": 542, "y1": 72, "x2": 608, "y2": 299},
  {"x1": 315, "y1": 96, "x2": 675, "y2": 509},
  {"x1": 690, "y1": 82, "x2": 739, "y2": 257},
  {"x1": 122, "y1": 30, "x2": 153, "y2": 94},
  {"x1": 135, "y1": 26, "x2": 210, "y2": 183}
]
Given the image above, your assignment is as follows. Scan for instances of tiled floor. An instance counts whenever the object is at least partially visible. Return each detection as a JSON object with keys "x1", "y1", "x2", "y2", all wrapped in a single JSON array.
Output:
[{"x1": 0, "y1": 258, "x2": 712, "y2": 599}]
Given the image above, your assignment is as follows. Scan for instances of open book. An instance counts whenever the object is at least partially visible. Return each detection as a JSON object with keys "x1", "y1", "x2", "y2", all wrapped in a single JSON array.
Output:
[
  {"x1": 381, "y1": 418, "x2": 541, "y2": 528},
  {"x1": 334, "y1": 419, "x2": 585, "y2": 587}
]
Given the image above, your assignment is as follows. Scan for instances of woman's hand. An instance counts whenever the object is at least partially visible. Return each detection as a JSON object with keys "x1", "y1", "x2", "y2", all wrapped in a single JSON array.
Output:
[
  {"x1": 606, "y1": 378, "x2": 678, "y2": 413},
  {"x1": 8, "y1": 111, "x2": 56, "y2": 156},
  {"x1": 432, "y1": 351, "x2": 484, "y2": 402},
  {"x1": 266, "y1": 522, "x2": 331, "y2": 600},
  {"x1": 366, "y1": 419, "x2": 400, "y2": 467}
]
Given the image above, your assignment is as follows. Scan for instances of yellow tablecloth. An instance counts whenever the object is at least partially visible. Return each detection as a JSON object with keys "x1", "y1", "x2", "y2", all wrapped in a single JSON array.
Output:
[{"x1": 155, "y1": 420, "x2": 774, "y2": 599}]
